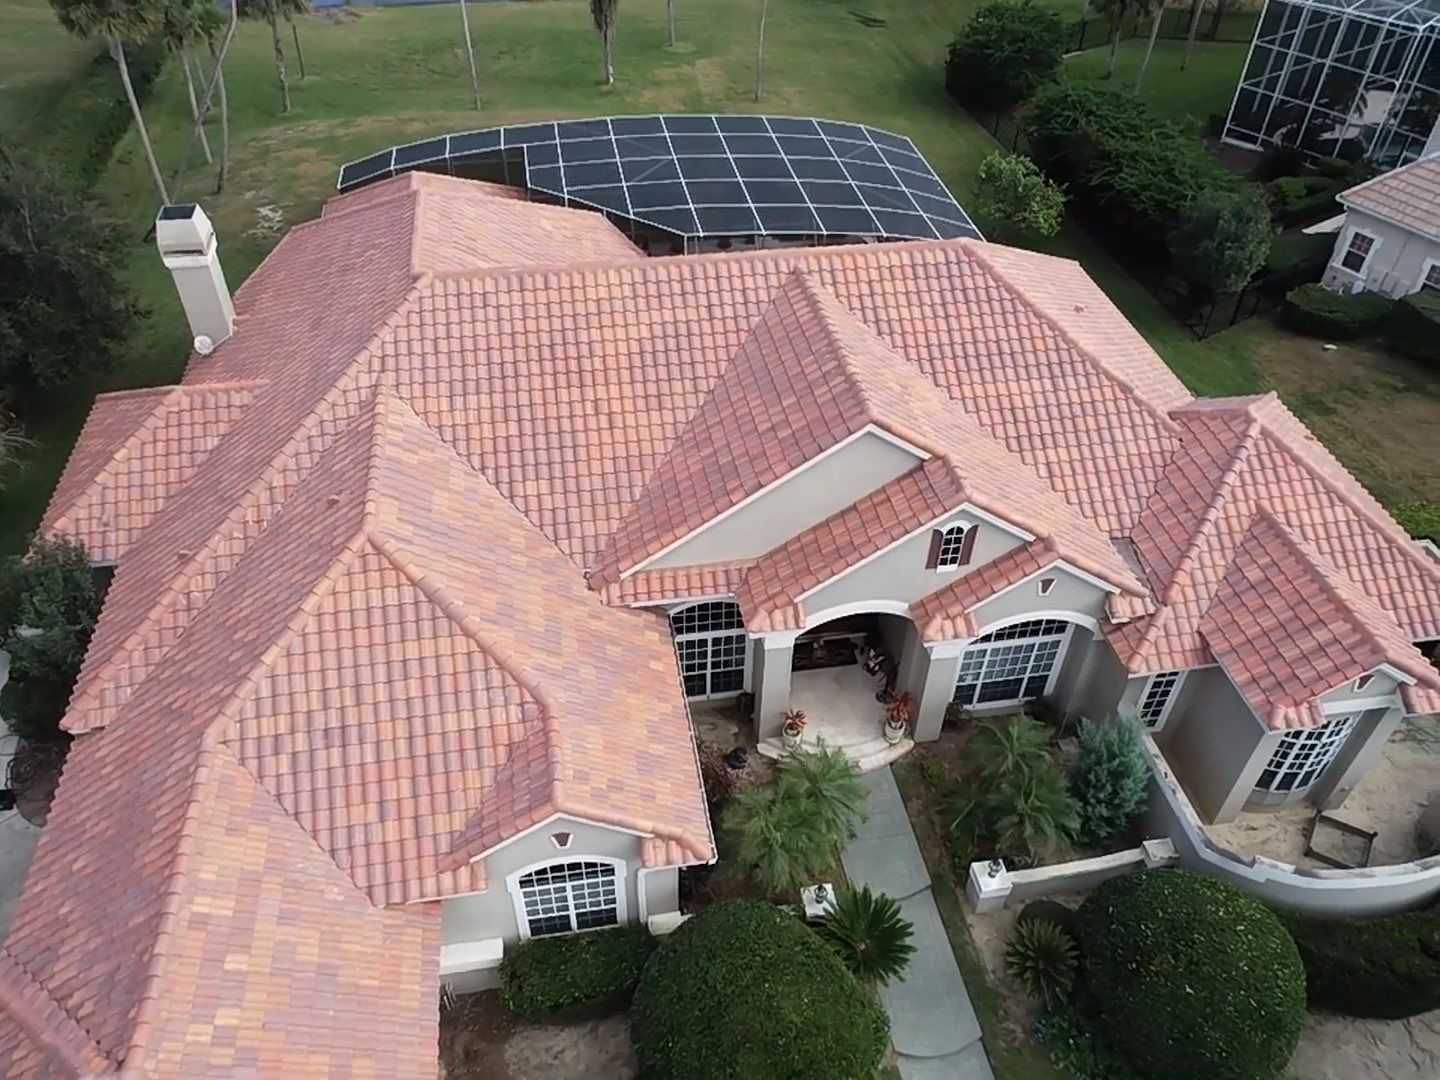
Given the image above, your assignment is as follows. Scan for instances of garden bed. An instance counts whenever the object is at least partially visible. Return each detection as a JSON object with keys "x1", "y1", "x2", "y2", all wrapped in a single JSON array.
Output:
[
  {"x1": 439, "y1": 991, "x2": 636, "y2": 1080},
  {"x1": 1205, "y1": 716, "x2": 1440, "y2": 869}
]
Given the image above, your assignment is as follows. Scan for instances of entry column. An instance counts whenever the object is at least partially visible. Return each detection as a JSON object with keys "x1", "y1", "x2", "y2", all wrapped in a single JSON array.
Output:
[
  {"x1": 752, "y1": 632, "x2": 797, "y2": 741},
  {"x1": 911, "y1": 640, "x2": 966, "y2": 743}
]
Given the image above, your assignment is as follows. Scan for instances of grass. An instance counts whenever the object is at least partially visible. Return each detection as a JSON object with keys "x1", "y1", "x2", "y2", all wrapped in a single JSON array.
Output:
[
  {"x1": 0, "y1": 0, "x2": 1432, "y2": 557},
  {"x1": 1063, "y1": 38, "x2": 1247, "y2": 131},
  {"x1": 892, "y1": 757, "x2": 1070, "y2": 1080}
]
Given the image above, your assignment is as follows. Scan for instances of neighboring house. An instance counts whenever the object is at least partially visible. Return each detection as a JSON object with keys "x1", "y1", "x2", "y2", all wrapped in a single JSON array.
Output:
[
  {"x1": 1322, "y1": 153, "x2": 1440, "y2": 296},
  {"x1": 0, "y1": 151, "x2": 1437, "y2": 1072}
]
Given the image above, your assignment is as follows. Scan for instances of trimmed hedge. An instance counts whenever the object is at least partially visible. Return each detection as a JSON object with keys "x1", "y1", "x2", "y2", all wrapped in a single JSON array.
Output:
[
  {"x1": 1384, "y1": 287, "x2": 1440, "y2": 364},
  {"x1": 1281, "y1": 283, "x2": 1395, "y2": 340},
  {"x1": 1265, "y1": 175, "x2": 1342, "y2": 227},
  {"x1": 1281, "y1": 909, "x2": 1440, "y2": 1019},
  {"x1": 630, "y1": 900, "x2": 889, "y2": 1079},
  {"x1": 499, "y1": 925, "x2": 656, "y2": 1020},
  {"x1": 1263, "y1": 233, "x2": 1332, "y2": 289},
  {"x1": 1075, "y1": 869, "x2": 1305, "y2": 1080}
]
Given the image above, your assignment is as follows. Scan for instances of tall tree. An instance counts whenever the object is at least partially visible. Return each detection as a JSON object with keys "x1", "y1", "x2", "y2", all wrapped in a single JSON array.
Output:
[
  {"x1": 160, "y1": 0, "x2": 220, "y2": 165},
  {"x1": 238, "y1": 0, "x2": 293, "y2": 112},
  {"x1": 0, "y1": 155, "x2": 143, "y2": 407},
  {"x1": 753, "y1": 0, "x2": 770, "y2": 102},
  {"x1": 50, "y1": 0, "x2": 170, "y2": 203},
  {"x1": 1089, "y1": 0, "x2": 1147, "y2": 79},
  {"x1": 1181, "y1": 0, "x2": 1205, "y2": 70},
  {"x1": 590, "y1": 0, "x2": 617, "y2": 85},
  {"x1": 286, "y1": 7, "x2": 307, "y2": 79},
  {"x1": 666, "y1": 0, "x2": 677, "y2": 47},
  {"x1": 1135, "y1": 0, "x2": 1163, "y2": 93},
  {"x1": 458, "y1": 0, "x2": 480, "y2": 109}
]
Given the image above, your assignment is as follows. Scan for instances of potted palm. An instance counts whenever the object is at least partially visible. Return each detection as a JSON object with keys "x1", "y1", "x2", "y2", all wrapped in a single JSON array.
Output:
[
  {"x1": 781, "y1": 708, "x2": 807, "y2": 750},
  {"x1": 883, "y1": 691, "x2": 913, "y2": 745}
]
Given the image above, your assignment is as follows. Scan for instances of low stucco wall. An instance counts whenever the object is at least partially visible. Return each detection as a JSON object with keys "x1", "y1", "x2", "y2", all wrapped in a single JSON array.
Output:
[
  {"x1": 1145, "y1": 736, "x2": 1440, "y2": 916},
  {"x1": 1007, "y1": 848, "x2": 1149, "y2": 904}
]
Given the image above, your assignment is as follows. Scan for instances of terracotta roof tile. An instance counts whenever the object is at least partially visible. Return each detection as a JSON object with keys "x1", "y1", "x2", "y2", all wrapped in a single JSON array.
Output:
[
  {"x1": 1200, "y1": 512, "x2": 1440, "y2": 729},
  {"x1": 1339, "y1": 153, "x2": 1440, "y2": 240},
  {"x1": 910, "y1": 537, "x2": 1061, "y2": 643},
  {"x1": 600, "y1": 562, "x2": 756, "y2": 606}
]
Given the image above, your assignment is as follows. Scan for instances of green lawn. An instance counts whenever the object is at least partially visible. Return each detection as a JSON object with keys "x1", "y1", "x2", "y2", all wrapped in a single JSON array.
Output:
[{"x1": 1063, "y1": 38, "x2": 1248, "y2": 131}]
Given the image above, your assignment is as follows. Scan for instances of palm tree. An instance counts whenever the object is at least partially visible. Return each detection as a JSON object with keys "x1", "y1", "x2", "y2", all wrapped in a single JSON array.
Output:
[
  {"x1": 160, "y1": 0, "x2": 216, "y2": 165},
  {"x1": 285, "y1": 0, "x2": 308, "y2": 80},
  {"x1": 590, "y1": 0, "x2": 617, "y2": 86},
  {"x1": 1090, "y1": 0, "x2": 1145, "y2": 80},
  {"x1": 1135, "y1": 0, "x2": 1164, "y2": 94},
  {"x1": 238, "y1": 0, "x2": 292, "y2": 113},
  {"x1": 458, "y1": 0, "x2": 480, "y2": 109},
  {"x1": 775, "y1": 746, "x2": 868, "y2": 846},
  {"x1": 753, "y1": 0, "x2": 770, "y2": 102},
  {"x1": 818, "y1": 886, "x2": 916, "y2": 987},
  {"x1": 666, "y1": 0, "x2": 676, "y2": 47},
  {"x1": 721, "y1": 786, "x2": 830, "y2": 896},
  {"x1": 51, "y1": 0, "x2": 170, "y2": 203},
  {"x1": 208, "y1": 6, "x2": 233, "y2": 192}
]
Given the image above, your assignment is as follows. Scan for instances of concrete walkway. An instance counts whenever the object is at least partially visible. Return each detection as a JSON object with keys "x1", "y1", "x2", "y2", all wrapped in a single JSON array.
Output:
[{"x1": 841, "y1": 767, "x2": 993, "y2": 1080}]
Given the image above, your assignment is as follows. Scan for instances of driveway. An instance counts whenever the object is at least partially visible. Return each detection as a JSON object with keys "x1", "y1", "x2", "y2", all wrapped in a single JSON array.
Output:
[{"x1": 841, "y1": 767, "x2": 993, "y2": 1080}]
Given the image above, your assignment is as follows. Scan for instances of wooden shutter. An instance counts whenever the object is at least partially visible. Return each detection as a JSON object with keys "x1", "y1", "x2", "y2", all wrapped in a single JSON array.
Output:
[
  {"x1": 958, "y1": 525, "x2": 978, "y2": 566},
  {"x1": 925, "y1": 529, "x2": 943, "y2": 569}
]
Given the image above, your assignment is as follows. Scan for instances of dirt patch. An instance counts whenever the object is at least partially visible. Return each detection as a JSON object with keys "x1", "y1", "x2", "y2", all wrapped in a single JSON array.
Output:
[
  {"x1": 1205, "y1": 716, "x2": 1440, "y2": 867},
  {"x1": 1254, "y1": 332, "x2": 1440, "y2": 507},
  {"x1": 440, "y1": 991, "x2": 637, "y2": 1080},
  {"x1": 1290, "y1": 1010, "x2": 1440, "y2": 1080}
]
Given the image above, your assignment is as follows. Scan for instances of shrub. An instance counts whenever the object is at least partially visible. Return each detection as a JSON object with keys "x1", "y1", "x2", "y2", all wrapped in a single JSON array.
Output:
[
  {"x1": 974, "y1": 151, "x2": 1066, "y2": 241},
  {"x1": 1039, "y1": 1005, "x2": 1141, "y2": 1080},
  {"x1": 499, "y1": 925, "x2": 656, "y2": 1020},
  {"x1": 1071, "y1": 716, "x2": 1149, "y2": 846},
  {"x1": 1263, "y1": 232, "x2": 1332, "y2": 288},
  {"x1": 1392, "y1": 501, "x2": 1440, "y2": 541},
  {"x1": 697, "y1": 741, "x2": 740, "y2": 807},
  {"x1": 817, "y1": 885, "x2": 916, "y2": 987},
  {"x1": 1265, "y1": 174, "x2": 1342, "y2": 227},
  {"x1": 1280, "y1": 909, "x2": 1440, "y2": 1019},
  {"x1": 1384, "y1": 287, "x2": 1440, "y2": 364},
  {"x1": 1005, "y1": 916, "x2": 1077, "y2": 1006},
  {"x1": 945, "y1": 0, "x2": 1068, "y2": 113},
  {"x1": 1253, "y1": 144, "x2": 1306, "y2": 182},
  {"x1": 1018, "y1": 898, "x2": 1079, "y2": 939},
  {"x1": 630, "y1": 900, "x2": 889, "y2": 1079},
  {"x1": 1169, "y1": 189, "x2": 1272, "y2": 296},
  {"x1": 775, "y1": 745, "x2": 867, "y2": 844},
  {"x1": 1281, "y1": 283, "x2": 1395, "y2": 340},
  {"x1": 1076, "y1": 870, "x2": 1305, "y2": 1080}
]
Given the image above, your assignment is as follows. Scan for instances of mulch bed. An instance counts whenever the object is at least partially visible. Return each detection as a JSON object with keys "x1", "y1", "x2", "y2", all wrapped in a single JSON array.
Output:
[{"x1": 440, "y1": 991, "x2": 519, "y2": 1080}]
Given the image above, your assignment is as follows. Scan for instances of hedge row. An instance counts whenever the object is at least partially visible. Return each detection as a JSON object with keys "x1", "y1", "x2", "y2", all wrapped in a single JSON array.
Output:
[
  {"x1": 498, "y1": 925, "x2": 656, "y2": 1020},
  {"x1": 1281, "y1": 909, "x2": 1440, "y2": 1019},
  {"x1": 1385, "y1": 287, "x2": 1440, "y2": 364},
  {"x1": 79, "y1": 40, "x2": 169, "y2": 183},
  {"x1": 1280, "y1": 283, "x2": 1394, "y2": 339}
]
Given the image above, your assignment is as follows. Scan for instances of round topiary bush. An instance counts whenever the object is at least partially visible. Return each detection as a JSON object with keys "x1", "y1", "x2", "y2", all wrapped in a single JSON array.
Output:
[
  {"x1": 1075, "y1": 869, "x2": 1305, "y2": 1080},
  {"x1": 1280, "y1": 908, "x2": 1440, "y2": 1019},
  {"x1": 630, "y1": 900, "x2": 889, "y2": 1079}
]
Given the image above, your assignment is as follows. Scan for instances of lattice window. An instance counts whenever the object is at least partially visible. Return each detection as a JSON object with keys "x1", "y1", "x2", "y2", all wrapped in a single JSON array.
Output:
[
  {"x1": 514, "y1": 861, "x2": 621, "y2": 938},
  {"x1": 1139, "y1": 671, "x2": 1181, "y2": 728},
  {"x1": 670, "y1": 601, "x2": 747, "y2": 699},
  {"x1": 936, "y1": 525, "x2": 969, "y2": 569},
  {"x1": 1341, "y1": 232, "x2": 1375, "y2": 273},
  {"x1": 953, "y1": 620, "x2": 1070, "y2": 707},
  {"x1": 1255, "y1": 714, "x2": 1359, "y2": 795}
]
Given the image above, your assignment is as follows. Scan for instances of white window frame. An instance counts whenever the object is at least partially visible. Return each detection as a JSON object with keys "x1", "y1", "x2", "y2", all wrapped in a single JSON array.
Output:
[
  {"x1": 1254, "y1": 714, "x2": 1359, "y2": 796},
  {"x1": 1337, "y1": 228, "x2": 1379, "y2": 276},
  {"x1": 952, "y1": 619, "x2": 1073, "y2": 710},
  {"x1": 669, "y1": 601, "x2": 749, "y2": 700},
  {"x1": 935, "y1": 524, "x2": 970, "y2": 572},
  {"x1": 1420, "y1": 257, "x2": 1440, "y2": 293},
  {"x1": 1138, "y1": 671, "x2": 1184, "y2": 730},
  {"x1": 507, "y1": 856, "x2": 627, "y2": 942}
]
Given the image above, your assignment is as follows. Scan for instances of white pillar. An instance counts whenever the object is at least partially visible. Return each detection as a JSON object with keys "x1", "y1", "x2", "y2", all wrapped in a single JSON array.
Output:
[
  {"x1": 912, "y1": 641, "x2": 965, "y2": 743},
  {"x1": 156, "y1": 204, "x2": 235, "y2": 352},
  {"x1": 1315, "y1": 705, "x2": 1404, "y2": 811},
  {"x1": 753, "y1": 633, "x2": 796, "y2": 741}
]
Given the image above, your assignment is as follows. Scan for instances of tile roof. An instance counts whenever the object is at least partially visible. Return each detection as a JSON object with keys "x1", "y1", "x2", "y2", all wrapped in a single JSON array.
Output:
[
  {"x1": 910, "y1": 537, "x2": 1062, "y2": 643},
  {"x1": 1339, "y1": 153, "x2": 1440, "y2": 241},
  {"x1": 1200, "y1": 512, "x2": 1440, "y2": 730},
  {"x1": 598, "y1": 561, "x2": 756, "y2": 607},
  {"x1": 1111, "y1": 394, "x2": 1440, "y2": 673}
]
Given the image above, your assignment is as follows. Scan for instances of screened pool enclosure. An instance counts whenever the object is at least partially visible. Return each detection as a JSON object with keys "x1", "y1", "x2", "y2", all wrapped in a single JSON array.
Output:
[{"x1": 1222, "y1": 0, "x2": 1439, "y2": 167}]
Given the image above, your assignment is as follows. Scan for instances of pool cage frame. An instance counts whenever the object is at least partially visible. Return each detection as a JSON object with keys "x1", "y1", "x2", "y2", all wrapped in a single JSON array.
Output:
[{"x1": 1221, "y1": 0, "x2": 1439, "y2": 167}]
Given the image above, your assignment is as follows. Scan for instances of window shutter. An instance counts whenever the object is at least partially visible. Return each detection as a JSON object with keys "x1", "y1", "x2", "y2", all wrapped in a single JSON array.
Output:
[
  {"x1": 958, "y1": 525, "x2": 978, "y2": 565},
  {"x1": 925, "y1": 529, "x2": 943, "y2": 569}
]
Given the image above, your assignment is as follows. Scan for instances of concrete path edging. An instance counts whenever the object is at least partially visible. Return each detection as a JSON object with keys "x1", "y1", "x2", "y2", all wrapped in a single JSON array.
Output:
[{"x1": 840, "y1": 767, "x2": 994, "y2": 1080}]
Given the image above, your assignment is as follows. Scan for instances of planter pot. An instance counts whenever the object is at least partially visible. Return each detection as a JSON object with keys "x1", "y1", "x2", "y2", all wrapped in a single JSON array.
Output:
[
  {"x1": 782, "y1": 725, "x2": 803, "y2": 750},
  {"x1": 883, "y1": 720, "x2": 906, "y2": 746}
]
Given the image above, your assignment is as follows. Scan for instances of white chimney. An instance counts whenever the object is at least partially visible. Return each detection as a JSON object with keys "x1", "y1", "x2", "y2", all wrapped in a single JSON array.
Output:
[{"x1": 156, "y1": 204, "x2": 234, "y2": 353}]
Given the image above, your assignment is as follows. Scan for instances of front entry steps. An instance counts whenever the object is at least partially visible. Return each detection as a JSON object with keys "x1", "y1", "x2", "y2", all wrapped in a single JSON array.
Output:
[{"x1": 757, "y1": 734, "x2": 914, "y2": 774}]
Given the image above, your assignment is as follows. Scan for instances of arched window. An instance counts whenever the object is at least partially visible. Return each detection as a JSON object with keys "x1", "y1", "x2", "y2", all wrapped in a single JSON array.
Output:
[
  {"x1": 1255, "y1": 714, "x2": 1358, "y2": 794},
  {"x1": 510, "y1": 859, "x2": 624, "y2": 939},
  {"x1": 953, "y1": 618, "x2": 1071, "y2": 708},
  {"x1": 670, "y1": 601, "x2": 747, "y2": 699},
  {"x1": 928, "y1": 524, "x2": 973, "y2": 571}
]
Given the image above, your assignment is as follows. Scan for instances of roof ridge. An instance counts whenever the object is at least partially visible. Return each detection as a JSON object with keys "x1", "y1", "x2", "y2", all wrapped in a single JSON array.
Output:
[
  {"x1": 961, "y1": 242, "x2": 1182, "y2": 436},
  {"x1": 791, "y1": 271, "x2": 877, "y2": 414},
  {"x1": 0, "y1": 950, "x2": 114, "y2": 1074}
]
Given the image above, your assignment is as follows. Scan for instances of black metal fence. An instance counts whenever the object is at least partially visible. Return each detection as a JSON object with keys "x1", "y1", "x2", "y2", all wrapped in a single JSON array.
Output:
[{"x1": 1068, "y1": 8, "x2": 1261, "y2": 55}]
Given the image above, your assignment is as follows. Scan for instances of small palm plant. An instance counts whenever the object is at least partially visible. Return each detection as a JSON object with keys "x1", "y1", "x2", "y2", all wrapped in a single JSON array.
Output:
[
  {"x1": 720, "y1": 785, "x2": 829, "y2": 896},
  {"x1": 775, "y1": 746, "x2": 868, "y2": 846},
  {"x1": 818, "y1": 886, "x2": 916, "y2": 987},
  {"x1": 1004, "y1": 917, "x2": 1077, "y2": 1006},
  {"x1": 969, "y1": 715, "x2": 1054, "y2": 787}
]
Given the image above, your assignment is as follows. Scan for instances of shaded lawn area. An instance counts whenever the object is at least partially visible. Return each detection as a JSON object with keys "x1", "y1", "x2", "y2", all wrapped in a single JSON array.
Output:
[
  {"x1": 1063, "y1": 38, "x2": 1248, "y2": 131},
  {"x1": 0, "y1": 0, "x2": 1428, "y2": 558},
  {"x1": 0, "y1": 0, "x2": 109, "y2": 175}
]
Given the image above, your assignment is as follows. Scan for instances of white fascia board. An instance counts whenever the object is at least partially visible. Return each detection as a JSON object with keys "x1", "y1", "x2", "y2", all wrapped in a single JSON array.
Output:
[
  {"x1": 622, "y1": 424, "x2": 927, "y2": 580},
  {"x1": 461, "y1": 811, "x2": 650, "y2": 866}
]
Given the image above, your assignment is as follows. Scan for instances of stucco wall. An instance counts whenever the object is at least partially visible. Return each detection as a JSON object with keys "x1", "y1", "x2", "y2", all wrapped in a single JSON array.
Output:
[
  {"x1": 441, "y1": 817, "x2": 654, "y2": 948},
  {"x1": 968, "y1": 568, "x2": 1109, "y2": 631},
  {"x1": 647, "y1": 432, "x2": 920, "y2": 568},
  {"x1": 1077, "y1": 641, "x2": 1132, "y2": 721},
  {"x1": 1157, "y1": 667, "x2": 1270, "y2": 822},
  {"x1": 1319, "y1": 669, "x2": 1401, "y2": 706},
  {"x1": 801, "y1": 509, "x2": 1024, "y2": 616},
  {"x1": 1323, "y1": 208, "x2": 1440, "y2": 298}
]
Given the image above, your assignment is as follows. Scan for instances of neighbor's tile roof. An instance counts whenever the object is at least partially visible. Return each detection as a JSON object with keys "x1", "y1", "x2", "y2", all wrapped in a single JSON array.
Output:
[
  {"x1": 1200, "y1": 512, "x2": 1440, "y2": 729},
  {"x1": 1339, "y1": 153, "x2": 1440, "y2": 241}
]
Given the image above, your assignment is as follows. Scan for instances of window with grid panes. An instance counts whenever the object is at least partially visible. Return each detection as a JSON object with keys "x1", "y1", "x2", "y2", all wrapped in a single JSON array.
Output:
[
  {"x1": 1139, "y1": 672, "x2": 1181, "y2": 727},
  {"x1": 1255, "y1": 714, "x2": 1359, "y2": 794},
  {"x1": 1424, "y1": 263, "x2": 1440, "y2": 290},
  {"x1": 669, "y1": 601, "x2": 747, "y2": 699},
  {"x1": 1341, "y1": 232, "x2": 1375, "y2": 273},
  {"x1": 952, "y1": 619, "x2": 1070, "y2": 707},
  {"x1": 936, "y1": 525, "x2": 969, "y2": 569},
  {"x1": 515, "y1": 861, "x2": 621, "y2": 937}
]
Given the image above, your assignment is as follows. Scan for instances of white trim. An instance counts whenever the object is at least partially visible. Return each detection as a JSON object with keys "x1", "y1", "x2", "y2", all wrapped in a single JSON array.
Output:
[
  {"x1": 800, "y1": 598, "x2": 913, "y2": 629},
  {"x1": 964, "y1": 505, "x2": 1036, "y2": 542},
  {"x1": 623, "y1": 425, "x2": 926, "y2": 579},
  {"x1": 1322, "y1": 695, "x2": 1396, "y2": 716},
  {"x1": 628, "y1": 592, "x2": 736, "y2": 611},
  {"x1": 669, "y1": 599, "x2": 749, "y2": 700},
  {"x1": 1375, "y1": 662, "x2": 1416, "y2": 686},
  {"x1": 1337, "y1": 198, "x2": 1437, "y2": 245},
  {"x1": 935, "y1": 523, "x2": 971, "y2": 572},
  {"x1": 1333, "y1": 225, "x2": 1382, "y2": 281},
  {"x1": 969, "y1": 608, "x2": 1101, "y2": 637},
  {"x1": 867, "y1": 424, "x2": 933, "y2": 459},
  {"x1": 950, "y1": 620, "x2": 1078, "y2": 711},
  {"x1": 1138, "y1": 670, "x2": 1187, "y2": 732},
  {"x1": 464, "y1": 812, "x2": 650, "y2": 866},
  {"x1": 506, "y1": 855, "x2": 628, "y2": 942},
  {"x1": 1419, "y1": 256, "x2": 1440, "y2": 293},
  {"x1": 439, "y1": 938, "x2": 504, "y2": 976}
]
